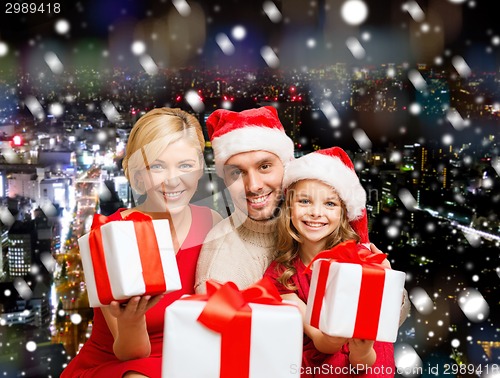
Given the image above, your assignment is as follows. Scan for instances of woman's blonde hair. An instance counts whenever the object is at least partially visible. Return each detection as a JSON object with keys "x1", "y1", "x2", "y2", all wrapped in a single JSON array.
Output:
[
  {"x1": 122, "y1": 108, "x2": 205, "y2": 193},
  {"x1": 274, "y1": 180, "x2": 360, "y2": 290}
]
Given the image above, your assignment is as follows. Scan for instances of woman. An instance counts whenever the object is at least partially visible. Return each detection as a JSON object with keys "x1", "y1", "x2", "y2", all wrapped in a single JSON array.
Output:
[{"x1": 61, "y1": 108, "x2": 222, "y2": 377}]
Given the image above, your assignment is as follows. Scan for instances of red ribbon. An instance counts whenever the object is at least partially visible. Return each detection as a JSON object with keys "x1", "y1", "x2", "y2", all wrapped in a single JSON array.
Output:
[
  {"x1": 309, "y1": 259, "x2": 330, "y2": 330},
  {"x1": 185, "y1": 278, "x2": 284, "y2": 378},
  {"x1": 353, "y1": 265, "x2": 384, "y2": 339},
  {"x1": 305, "y1": 240, "x2": 387, "y2": 271},
  {"x1": 307, "y1": 240, "x2": 387, "y2": 340},
  {"x1": 88, "y1": 212, "x2": 167, "y2": 305}
]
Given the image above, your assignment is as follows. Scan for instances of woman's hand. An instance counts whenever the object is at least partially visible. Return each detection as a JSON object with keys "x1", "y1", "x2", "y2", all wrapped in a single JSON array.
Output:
[
  {"x1": 104, "y1": 294, "x2": 164, "y2": 361},
  {"x1": 108, "y1": 294, "x2": 164, "y2": 324}
]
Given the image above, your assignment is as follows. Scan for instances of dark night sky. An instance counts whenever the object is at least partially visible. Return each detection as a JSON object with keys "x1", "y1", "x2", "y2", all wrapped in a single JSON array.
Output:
[
  {"x1": 0, "y1": 0, "x2": 498, "y2": 71},
  {"x1": 0, "y1": 1, "x2": 495, "y2": 39}
]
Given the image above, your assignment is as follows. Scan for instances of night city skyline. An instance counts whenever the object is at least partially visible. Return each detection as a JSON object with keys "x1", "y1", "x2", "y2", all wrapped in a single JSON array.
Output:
[{"x1": 0, "y1": 1, "x2": 499, "y2": 377}]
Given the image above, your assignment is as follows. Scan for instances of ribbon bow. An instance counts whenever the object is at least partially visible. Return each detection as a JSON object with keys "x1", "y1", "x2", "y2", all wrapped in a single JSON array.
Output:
[
  {"x1": 186, "y1": 278, "x2": 284, "y2": 378},
  {"x1": 88, "y1": 210, "x2": 167, "y2": 305},
  {"x1": 197, "y1": 277, "x2": 283, "y2": 332},
  {"x1": 90, "y1": 211, "x2": 153, "y2": 230},
  {"x1": 306, "y1": 240, "x2": 387, "y2": 272}
]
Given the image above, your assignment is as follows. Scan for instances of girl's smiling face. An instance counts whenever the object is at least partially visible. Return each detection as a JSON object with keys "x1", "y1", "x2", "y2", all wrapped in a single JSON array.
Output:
[{"x1": 290, "y1": 179, "x2": 342, "y2": 249}]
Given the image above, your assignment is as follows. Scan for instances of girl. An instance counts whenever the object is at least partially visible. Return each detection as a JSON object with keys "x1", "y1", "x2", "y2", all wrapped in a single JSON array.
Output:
[
  {"x1": 62, "y1": 108, "x2": 222, "y2": 378},
  {"x1": 264, "y1": 146, "x2": 395, "y2": 377}
]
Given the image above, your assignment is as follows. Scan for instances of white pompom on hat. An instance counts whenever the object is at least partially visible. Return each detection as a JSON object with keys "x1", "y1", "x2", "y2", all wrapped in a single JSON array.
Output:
[
  {"x1": 283, "y1": 146, "x2": 370, "y2": 244},
  {"x1": 206, "y1": 106, "x2": 295, "y2": 177}
]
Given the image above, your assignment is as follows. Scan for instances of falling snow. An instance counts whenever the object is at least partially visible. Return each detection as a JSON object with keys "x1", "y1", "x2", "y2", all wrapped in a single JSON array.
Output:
[
  {"x1": 352, "y1": 128, "x2": 372, "y2": 150},
  {"x1": 263, "y1": 1, "x2": 282, "y2": 23},
  {"x1": 0, "y1": 41, "x2": 8, "y2": 56},
  {"x1": 231, "y1": 26, "x2": 246, "y2": 41},
  {"x1": 341, "y1": 0, "x2": 368, "y2": 26},
  {"x1": 54, "y1": 19, "x2": 71, "y2": 35},
  {"x1": 185, "y1": 90, "x2": 205, "y2": 112},
  {"x1": 0, "y1": 1, "x2": 498, "y2": 375},
  {"x1": 215, "y1": 33, "x2": 235, "y2": 56},
  {"x1": 346, "y1": 37, "x2": 366, "y2": 60},
  {"x1": 131, "y1": 41, "x2": 146, "y2": 56}
]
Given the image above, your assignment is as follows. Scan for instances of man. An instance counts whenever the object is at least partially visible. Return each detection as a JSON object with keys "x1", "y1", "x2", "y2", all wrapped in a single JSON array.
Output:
[
  {"x1": 195, "y1": 106, "x2": 294, "y2": 292},
  {"x1": 194, "y1": 106, "x2": 409, "y2": 326}
]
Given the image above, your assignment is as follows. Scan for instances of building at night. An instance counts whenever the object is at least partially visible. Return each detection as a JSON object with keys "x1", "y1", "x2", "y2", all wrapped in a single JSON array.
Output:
[{"x1": 7, "y1": 221, "x2": 33, "y2": 277}]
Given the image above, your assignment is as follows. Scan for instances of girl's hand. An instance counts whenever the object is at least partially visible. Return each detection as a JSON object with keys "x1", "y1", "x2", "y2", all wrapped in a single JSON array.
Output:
[
  {"x1": 348, "y1": 338, "x2": 376, "y2": 368},
  {"x1": 369, "y1": 243, "x2": 391, "y2": 268},
  {"x1": 281, "y1": 293, "x2": 346, "y2": 354},
  {"x1": 349, "y1": 338, "x2": 374, "y2": 354},
  {"x1": 321, "y1": 332, "x2": 348, "y2": 350}
]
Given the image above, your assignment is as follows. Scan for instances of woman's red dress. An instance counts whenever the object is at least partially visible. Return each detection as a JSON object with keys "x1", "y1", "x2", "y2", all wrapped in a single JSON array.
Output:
[{"x1": 61, "y1": 205, "x2": 213, "y2": 378}]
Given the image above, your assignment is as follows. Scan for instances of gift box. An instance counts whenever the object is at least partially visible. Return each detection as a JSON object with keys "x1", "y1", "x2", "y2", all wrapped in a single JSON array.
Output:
[
  {"x1": 305, "y1": 241, "x2": 406, "y2": 342},
  {"x1": 78, "y1": 212, "x2": 181, "y2": 307},
  {"x1": 162, "y1": 279, "x2": 303, "y2": 378}
]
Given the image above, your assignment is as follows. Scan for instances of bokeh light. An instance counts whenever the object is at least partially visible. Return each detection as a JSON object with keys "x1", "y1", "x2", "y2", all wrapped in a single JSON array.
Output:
[{"x1": 341, "y1": 0, "x2": 368, "y2": 26}]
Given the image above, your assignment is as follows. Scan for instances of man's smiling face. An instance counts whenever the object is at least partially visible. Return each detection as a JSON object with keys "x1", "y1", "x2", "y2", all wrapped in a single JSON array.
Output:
[{"x1": 223, "y1": 150, "x2": 284, "y2": 221}]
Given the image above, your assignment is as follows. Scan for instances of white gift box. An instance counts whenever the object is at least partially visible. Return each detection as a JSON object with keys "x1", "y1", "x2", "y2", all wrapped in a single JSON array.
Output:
[
  {"x1": 162, "y1": 298, "x2": 303, "y2": 378},
  {"x1": 306, "y1": 260, "x2": 406, "y2": 342},
  {"x1": 78, "y1": 218, "x2": 181, "y2": 307}
]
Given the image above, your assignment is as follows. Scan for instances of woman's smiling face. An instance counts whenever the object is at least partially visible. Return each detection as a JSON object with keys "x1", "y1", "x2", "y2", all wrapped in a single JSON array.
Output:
[{"x1": 136, "y1": 138, "x2": 202, "y2": 214}]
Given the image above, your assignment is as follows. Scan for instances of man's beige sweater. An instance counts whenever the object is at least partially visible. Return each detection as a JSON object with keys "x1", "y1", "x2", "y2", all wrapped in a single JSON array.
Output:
[{"x1": 195, "y1": 208, "x2": 278, "y2": 293}]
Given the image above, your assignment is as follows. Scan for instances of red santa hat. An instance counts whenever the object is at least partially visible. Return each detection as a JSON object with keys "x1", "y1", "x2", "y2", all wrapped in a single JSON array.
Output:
[
  {"x1": 207, "y1": 106, "x2": 295, "y2": 176},
  {"x1": 282, "y1": 146, "x2": 369, "y2": 244}
]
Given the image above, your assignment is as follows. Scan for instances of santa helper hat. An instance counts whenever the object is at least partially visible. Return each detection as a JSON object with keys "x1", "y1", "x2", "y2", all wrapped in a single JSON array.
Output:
[
  {"x1": 206, "y1": 106, "x2": 295, "y2": 177},
  {"x1": 282, "y1": 146, "x2": 370, "y2": 244}
]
